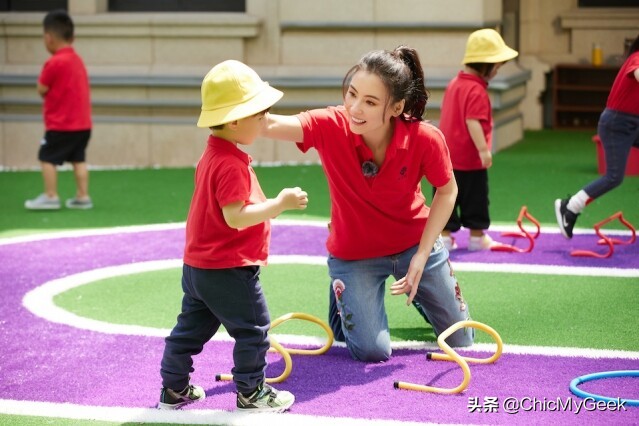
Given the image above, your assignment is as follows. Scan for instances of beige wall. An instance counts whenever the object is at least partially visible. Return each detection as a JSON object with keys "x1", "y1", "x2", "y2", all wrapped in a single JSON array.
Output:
[
  {"x1": 518, "y1": 0, "x2": 639, "y2": 129},
  {"x1": 1, "y1": 0, "x2": 637, "y2": 169}
]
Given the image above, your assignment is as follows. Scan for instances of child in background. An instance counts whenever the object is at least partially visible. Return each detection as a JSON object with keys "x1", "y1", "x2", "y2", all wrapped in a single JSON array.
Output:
[
  {"x1": 25, "y1": 9, "x2": 93, "y2": 210},
  {"x1": 158, "y1": 60, "x2": 308, "y2": 412},
  {"x1": 555, "y1": 34, "x2": 639, "y2": 238},
  {"x1": 436, "y1": 29, "x2": 518, "y2": 251}
]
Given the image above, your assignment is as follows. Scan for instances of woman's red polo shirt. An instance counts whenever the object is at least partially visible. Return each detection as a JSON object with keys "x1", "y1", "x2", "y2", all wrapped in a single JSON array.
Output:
[{"x1": 296, "y1": 106, "x2": 452, "y2": 260}]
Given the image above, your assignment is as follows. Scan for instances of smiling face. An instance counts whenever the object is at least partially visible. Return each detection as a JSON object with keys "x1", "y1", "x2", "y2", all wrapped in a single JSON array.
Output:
[{"x1": 343, "y1": 71, "x2": 404, "y2": 142}]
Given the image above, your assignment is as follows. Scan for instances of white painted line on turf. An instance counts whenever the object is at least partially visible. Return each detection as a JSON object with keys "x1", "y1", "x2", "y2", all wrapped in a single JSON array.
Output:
[
  {"x1": 22, "y1": 257, "x2": 639, "y2": 360},
  {"x1": 0, "y1": 222, "x2": 186, "y2": 245},
  {"x1": 454, "y1": 262, "x2": 639, "y2": 277},
  {"x1": 0, "y1": 219, "x2": 328, "y2": 245},
  {"x1": 0, "y1": 399, "x2": 452, "y2": 426}
]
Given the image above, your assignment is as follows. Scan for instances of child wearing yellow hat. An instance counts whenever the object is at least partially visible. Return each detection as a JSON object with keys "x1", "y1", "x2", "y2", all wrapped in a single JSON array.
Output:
[
  {"x1": 157, "y1": 60, "x2": 308, "y2": 412},
  {"x1": 436, "y1": 29, "x2": 518, "y2": 251}
]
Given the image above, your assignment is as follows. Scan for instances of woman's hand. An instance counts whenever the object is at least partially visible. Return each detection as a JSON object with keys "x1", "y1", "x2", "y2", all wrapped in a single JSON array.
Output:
[{"x1": 390, "y1": 250, "x2": 429, "y2": 305}]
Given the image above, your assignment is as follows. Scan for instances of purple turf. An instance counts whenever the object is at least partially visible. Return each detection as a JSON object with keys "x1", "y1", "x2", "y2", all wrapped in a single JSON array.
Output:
[{"x1": 0, "y1": 224, "x2": 637, "y2": 425}]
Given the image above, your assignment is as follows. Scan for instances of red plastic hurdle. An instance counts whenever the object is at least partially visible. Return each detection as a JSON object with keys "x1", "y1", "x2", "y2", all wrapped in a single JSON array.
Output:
[
  {"x1": 490, "y1": 206, "x2": 541, "y2": 253},
  {"x1": 571, "y1": 212, "x2": 636, "y2": 259}
]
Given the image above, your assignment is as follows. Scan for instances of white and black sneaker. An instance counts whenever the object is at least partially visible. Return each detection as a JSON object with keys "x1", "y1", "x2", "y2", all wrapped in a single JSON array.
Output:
[
  {"x1": 157, "y1": 384, "x2": 205, "y2": 410},
  {"x1": 237, "y1": 382, "x2": 294, "y2": 413},
  {"x1": 555, "y1": 198, "x2": 579, "y2": 239}
]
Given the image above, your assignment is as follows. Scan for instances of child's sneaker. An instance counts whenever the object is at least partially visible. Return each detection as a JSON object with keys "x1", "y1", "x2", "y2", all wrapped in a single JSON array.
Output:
[
  {"x1": 468, "y1": 234, "x2": 495, "y2": 251},
  {"x1": 554, "y1": 198, "x2": 579, "y2": 239},
  {"x1": 65, "y1": 197, "x2": 93, "y2": 209},
  {"x1": 157, "y1": 384, "x2": 205, "y2": 410},
  {"x1": 236, "y1": 382, "x2": 294, "y2": 413},
  {"x1": 441, "y1": 235, "x2": 458, "y2": 251},
  {"x1": 25, "y1": 193, "x2": 60, "y2": 210}
]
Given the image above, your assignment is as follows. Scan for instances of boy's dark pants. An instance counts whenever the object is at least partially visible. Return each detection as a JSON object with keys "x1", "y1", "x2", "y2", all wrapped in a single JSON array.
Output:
[{"x1": 160, "y1": 264, "x2": 270, "y2": 395}]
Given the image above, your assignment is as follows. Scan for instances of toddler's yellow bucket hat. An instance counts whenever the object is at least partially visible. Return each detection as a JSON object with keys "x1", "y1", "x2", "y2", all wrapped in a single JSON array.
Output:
[
  {"x1": 462, "y1": 29, "x2": 518, "y2": 64},
  {"x1": 197, "y1": 60, "x2": 283, "y2": 128}
]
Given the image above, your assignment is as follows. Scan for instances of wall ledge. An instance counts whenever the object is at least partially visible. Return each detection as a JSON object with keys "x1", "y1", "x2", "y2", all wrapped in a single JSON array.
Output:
[
  {"x1": 560, "y1": 8, "x2": 639, "y2": 30},
  {"x1": 0, "y1": 12, "x2": 260, "y2": 38}
]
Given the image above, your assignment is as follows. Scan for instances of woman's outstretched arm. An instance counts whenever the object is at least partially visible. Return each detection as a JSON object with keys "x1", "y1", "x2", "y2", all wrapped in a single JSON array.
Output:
[{"x1": 263, "y1": 113, "x2": 304, "y2": 142}]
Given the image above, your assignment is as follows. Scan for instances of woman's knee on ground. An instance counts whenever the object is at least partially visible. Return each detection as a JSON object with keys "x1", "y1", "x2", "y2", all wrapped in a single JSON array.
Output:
[{"x1": 348, "y1": 341, "x2": 392, "y2": 362}]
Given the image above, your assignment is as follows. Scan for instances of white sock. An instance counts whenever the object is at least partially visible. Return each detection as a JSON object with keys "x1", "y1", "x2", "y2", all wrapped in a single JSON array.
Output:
[{"x1": 567, "y1": 190, "x2": 589, "y2": 214}]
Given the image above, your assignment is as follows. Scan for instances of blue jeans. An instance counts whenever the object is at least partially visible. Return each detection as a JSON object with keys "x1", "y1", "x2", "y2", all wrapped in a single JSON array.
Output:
[
  {"x1": 584, "y1": 108, "x2": 639, "y2": 199},
  {"x1": 327, "y1": 238, "x2": 473, "y2": 362}
]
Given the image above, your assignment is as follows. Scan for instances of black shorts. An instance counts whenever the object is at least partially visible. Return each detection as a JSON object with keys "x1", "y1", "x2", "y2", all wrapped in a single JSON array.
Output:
[{"x1": 38, "y1": 129, "x2": 91, "y2": 166}]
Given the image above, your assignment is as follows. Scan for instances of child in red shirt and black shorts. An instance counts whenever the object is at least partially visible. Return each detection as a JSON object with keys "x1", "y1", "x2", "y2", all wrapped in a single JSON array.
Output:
[
  {"x1": 436, "y1": 29, "x2": 518, "y2": 251},
  {"x1": 25, "y1": 10, "x2": 93, "y2": 210}
]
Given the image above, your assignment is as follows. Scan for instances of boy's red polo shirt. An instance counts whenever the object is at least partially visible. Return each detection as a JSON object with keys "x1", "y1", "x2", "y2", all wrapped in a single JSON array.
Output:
[
  {"x1": 439, "y1": 71, "x2": 491, "y2": 171},
  {"x1": 184, "y1": 136, "x2": 269, "y2": 269},
  {"x1": 38, "y1": 46, "x2": 92, "y2": 131},
  {"x1": 296, "y1": 106, "x2": 452, "y2": 260}
]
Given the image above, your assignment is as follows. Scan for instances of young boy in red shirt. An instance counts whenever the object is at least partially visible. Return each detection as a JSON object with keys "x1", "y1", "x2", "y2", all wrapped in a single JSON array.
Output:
[
  {"x1": 158, "y1": 60, "x2": 308, "y2": 412},
  {"x1": 26, "y1": 10, "x2": 92, "y2": 210}
]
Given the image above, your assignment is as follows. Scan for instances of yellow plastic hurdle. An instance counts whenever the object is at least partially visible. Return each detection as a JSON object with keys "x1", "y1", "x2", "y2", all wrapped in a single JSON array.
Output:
[
  {"x1": 394, "y1": 320, "x2": 503, "y2": 394},
  {"x1": 216, "y1": 312, "x2": 334, "y2": 384}
]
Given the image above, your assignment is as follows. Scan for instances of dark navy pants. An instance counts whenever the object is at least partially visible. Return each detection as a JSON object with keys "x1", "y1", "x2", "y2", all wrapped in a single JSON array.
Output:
[
  {"x1": 160, "y1": 264, "x2": 270, "y2": 395},
  {"x1": 584, "y1": 108, "x2": 639, "y2": 199}
]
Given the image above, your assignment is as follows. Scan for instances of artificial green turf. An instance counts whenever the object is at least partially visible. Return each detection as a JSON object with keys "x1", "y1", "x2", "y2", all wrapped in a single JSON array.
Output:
[
  {"x1": 54, "y1": 265, "x2": 639, "y2": 351},
  {"x1": 2, "y1": 130, "x2": 638, "y2": 237}
]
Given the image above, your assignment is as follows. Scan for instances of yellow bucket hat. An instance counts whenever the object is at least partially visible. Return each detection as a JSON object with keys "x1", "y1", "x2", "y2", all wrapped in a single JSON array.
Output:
[
  {"x1": 197, "y1": 60, "x2": 283, "y2": 128},
  {"x1": 462, "y1": 29, "x2": 518, "y2": 65}
]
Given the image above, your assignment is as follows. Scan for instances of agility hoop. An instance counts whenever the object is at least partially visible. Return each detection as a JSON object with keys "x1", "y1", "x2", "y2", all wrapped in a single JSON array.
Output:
[
  {"x1": 394, "y1": 320, "x2": 502, "y2": 394},
  {"x1": 571, "y1": 212, "x2": 636, "y2": 258},
  {"x1": 216, "y1": 312, "x2": 334, "y2": 384},
  {"x1": 491, "y1": 206, "x2": 540, "y2": 253},
  {"x1": 570, "y1": 370, "x2": 639, "y2": 406}
]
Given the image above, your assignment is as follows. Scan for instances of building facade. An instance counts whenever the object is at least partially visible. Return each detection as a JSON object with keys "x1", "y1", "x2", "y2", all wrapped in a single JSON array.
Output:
[{"x1": 0, "y1": 0, "x2": 637, "y2": 168}]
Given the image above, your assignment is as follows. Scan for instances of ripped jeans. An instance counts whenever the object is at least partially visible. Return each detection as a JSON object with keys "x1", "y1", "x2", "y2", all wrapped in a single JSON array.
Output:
[{"x1": 327, "y1": 238, "x2": 473, "y2": 362}]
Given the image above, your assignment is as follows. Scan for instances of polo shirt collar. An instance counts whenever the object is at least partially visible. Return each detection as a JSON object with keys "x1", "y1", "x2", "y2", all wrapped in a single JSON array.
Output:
[
  {"x1": 457, "y1": 70, "x2": 488, "y2": 88},
  {"x1": 208, "y1": 135, "x2": 251, "y2": 164}
]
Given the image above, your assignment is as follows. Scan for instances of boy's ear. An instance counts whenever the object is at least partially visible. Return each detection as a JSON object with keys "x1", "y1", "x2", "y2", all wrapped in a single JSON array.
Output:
[{"x1": 226, "y1": 120, "x2": 239, "y2": 130}]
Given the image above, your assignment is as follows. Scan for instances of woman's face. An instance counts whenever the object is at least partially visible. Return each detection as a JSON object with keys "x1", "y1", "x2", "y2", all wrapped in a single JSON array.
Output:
[{"x1": 343, "y1": 70, "x2": 403, "y2": 137}]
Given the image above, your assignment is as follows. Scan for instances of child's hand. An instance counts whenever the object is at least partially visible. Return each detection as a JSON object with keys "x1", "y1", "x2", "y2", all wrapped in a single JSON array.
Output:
[
  {"x1": 478, "y1": 150, "x2": 492, "y2": 168},
  {"x1": 277, "y1": 187, "x2": 308, "y2": 211}
]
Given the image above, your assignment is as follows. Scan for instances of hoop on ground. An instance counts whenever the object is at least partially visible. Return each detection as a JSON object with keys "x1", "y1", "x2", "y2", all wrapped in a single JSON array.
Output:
[
  {"x1": 570, "y1": 370, "x2": 639, "y2": 406},
  {"x1": 491, "y1": 206, "x2": 540, "y2": 253},
  {"x1": 216, "y1": 312, "x2": 334, "y2": 384},
  {"x1": 394, "y1": 320, "x2": 502, "y2": 394},
  {"x1": 571, "y1": 212, "x2": 636, "y2": 258}
]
